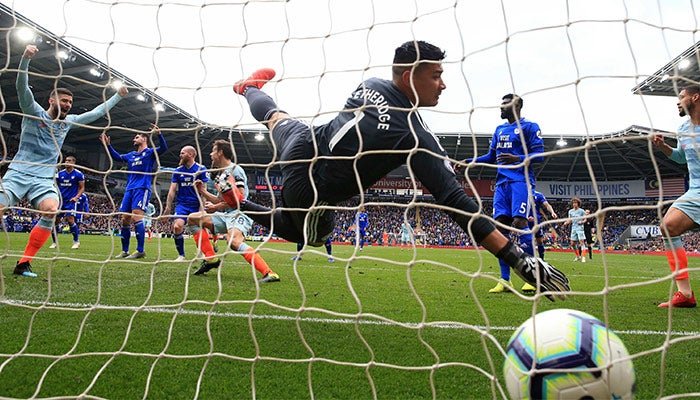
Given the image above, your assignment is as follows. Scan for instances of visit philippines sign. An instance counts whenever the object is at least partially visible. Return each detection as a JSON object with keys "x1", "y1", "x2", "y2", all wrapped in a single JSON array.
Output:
[{"x1": 536, "y1": 180, "x2": 646, "y2": 199}]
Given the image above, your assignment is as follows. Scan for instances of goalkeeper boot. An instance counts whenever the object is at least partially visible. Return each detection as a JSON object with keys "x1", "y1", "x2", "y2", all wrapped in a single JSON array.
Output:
[
  {"x1": 258, "y1": 272, "x2": 280, "y2": 284},
  {"x1": 521, "y1": 283, "x2": 537, "y2": 293},
  {"x1": 499, "y1": 244, "x2": 570, "y2": 301},
  {"x1": 14, "y1": 261, "x2": 37, "y2": 278},
  {"x1": 658, "y1": 291, "x2": 697, "y2": 308},
  {"x1": 233, "y1": 68, "x2": 276, "y2": 95},
  {"x1": 488, "y1": 278, "x2": 512, "y2": 293},
  {"x1": 194, "y1": 258, "x2": 221, "y2": 275}
]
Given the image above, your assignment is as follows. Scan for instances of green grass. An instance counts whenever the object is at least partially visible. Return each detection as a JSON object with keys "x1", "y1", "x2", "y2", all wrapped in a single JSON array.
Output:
[{"x1": 0, "y1": 232, "x2": 698, "y2": 399}]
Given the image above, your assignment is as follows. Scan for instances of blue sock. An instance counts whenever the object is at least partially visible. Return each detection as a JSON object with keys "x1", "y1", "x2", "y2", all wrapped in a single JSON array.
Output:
[
  {"x1": 519, "y1": 233, "x2": 534, "y2": 256},
  {"x1": 134, "y1": 220, "x2": 145, "y2": 252},
  {"x1": 121, "y1": 225, "x2": 131, "y2": 252},
  {"x1": 70, "y1": 223, "x2": 79, "y2": 242},
  {"x1": 296, "y1": 242, "x2": 303, "y2": 252},
  {"x1": 325, "y1": 238, "x2": 332, "y2": 256},
  {"x1": 499, "y1": 259, "x2": 511, "y2": 281},
  {"x1": 538, "y1": 244, "x2": 545, "y2": 259},
  {"x1": 174, "y1": 233, "x2": 185, "y2": 256}
]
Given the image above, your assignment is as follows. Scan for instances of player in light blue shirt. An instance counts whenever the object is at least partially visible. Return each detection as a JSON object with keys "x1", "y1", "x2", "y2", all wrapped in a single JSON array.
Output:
[
  {"x1": 466, "y1": 94, "x2": 544, "y2": 293},
  {"x1": 163, "y1": 146, "x2": 209, "y2": 260},
  {"x1": 3, "y1": 44, "x2": 126, "y2": 277},
  {"x1": 50, "y1": 155, "x2": 85, "y2": 249},
  {"x1": 143, "y1": 202, "x2": 157, "y2": 243},
  {"x1": 650, "y1": 84, "x2": 700, "y2": 308},
  {"x1": 563, "y1": 198, "x2": 587, "y2": 262},
  {"x1": 100, "y1": 125, "x2": 167, "y2": 259},
  {"x1": 400, "y1": 219, "x2": 414, "y2": 250}
]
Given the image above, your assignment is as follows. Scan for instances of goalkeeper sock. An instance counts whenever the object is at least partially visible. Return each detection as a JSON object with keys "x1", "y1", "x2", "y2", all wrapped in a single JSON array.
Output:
[
  {"x1": 239, "y1": 243, "x2": 272, "y2": 276},
  {"x1": 19, "y1": 220, "x2": 53, "y2": 263}
]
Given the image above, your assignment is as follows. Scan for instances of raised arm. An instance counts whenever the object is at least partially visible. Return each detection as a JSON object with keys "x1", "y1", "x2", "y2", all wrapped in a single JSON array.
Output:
[
  {"x1": 72, "y1": 85, "x2": 128, "y2": 126},
  {"x1": 150, "y1": 125, "x2": 168, "y2": 154},
  {"x1": 16, "y1": 45, "x2": 43, "y2": 115},
  {"x1": 99, "y1": 133, "x2": 125, "y2": 161}
]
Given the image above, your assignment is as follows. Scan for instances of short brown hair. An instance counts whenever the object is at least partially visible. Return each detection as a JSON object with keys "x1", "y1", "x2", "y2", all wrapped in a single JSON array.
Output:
[
  {"x1": 49, "y1": 87, "x2": 73, "y2": 100},
  {"x1": 213, "y1": 139, "x2": 233, "y2": 161}
]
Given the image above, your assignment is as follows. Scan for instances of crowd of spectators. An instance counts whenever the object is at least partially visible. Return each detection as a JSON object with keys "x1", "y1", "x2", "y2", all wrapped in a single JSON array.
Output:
[{"x1": 5, "y1": 190, "x2": 700, "y2": 253}]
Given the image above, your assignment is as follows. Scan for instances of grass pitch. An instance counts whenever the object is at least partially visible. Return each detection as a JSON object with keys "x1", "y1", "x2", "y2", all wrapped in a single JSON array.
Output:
[{"x1": 0, "y1": 232, "x2": 698, "y2": 398}]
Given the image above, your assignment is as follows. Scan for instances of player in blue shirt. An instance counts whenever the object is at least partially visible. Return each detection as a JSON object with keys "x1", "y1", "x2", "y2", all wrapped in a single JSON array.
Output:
[
  {"x1": 528, "y1": 191, "x2": 558, "y2": 260},
  {"x1": 50, "y1": 155, "x2": 85, "y2": 249},
  {"x1": 465, "y1": 94, "x2": 544, "y2": 294},
  {"x1": 75, "y1": 193, "x2": 89, "y2": 224},
  {"x1": 3, "y1": 44, "x2": 126, "y2": 277},
  {"x1": 186, "y1": 139, "x2": 279, "y2": 283},
  {"x1": 355, "y1": 207, "x2": 369, "y2": 250},
  {"x1": 651, "y1": 84, "x2": 700, "y2": 308},
  {"x1": 228, "y1": 40, "x2": 569, "y2": 299},
  {"x1": 100, "y1": 125, "x2": 167, "y2": 259},
  {"x1": 163, "y1": 145, "x2": 209, "y2": 261}
]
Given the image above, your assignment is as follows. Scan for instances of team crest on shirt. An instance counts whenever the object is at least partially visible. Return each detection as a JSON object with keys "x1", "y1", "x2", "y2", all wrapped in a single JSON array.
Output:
[{"x1": 514, "y1": 128, "x2": 521, "y2": 135}]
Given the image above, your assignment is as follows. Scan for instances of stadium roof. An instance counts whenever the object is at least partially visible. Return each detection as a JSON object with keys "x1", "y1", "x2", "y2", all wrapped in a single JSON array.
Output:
[
  {"x1": 632, "y1": 41, "x2": 700, "y2": 97},
  {"x1": 0, "y1": 4, "x2": 687, "y2": 184}
]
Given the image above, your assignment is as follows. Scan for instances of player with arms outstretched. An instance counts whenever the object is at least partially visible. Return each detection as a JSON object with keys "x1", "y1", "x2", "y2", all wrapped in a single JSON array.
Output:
[
  {"x1": 100, "y1": 125, "x2": 167, "y2": 259},
  {"x1": 227, "y1": 40, "x2": 569, "y2": 299},
  {"x1": 3, "y1": 44, "x2": 127, "y2": 277}
]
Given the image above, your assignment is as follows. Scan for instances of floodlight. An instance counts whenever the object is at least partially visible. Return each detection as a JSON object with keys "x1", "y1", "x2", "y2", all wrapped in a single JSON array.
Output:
[
  {"x1": 136, "y1": 92, "x2": 148, "y2": 102},
  {"x1": 110, "y1": 80, "x2": 123, "y2": 90},
  {"x1": 556, "y1": 138, "x2": 567, "y2": 147},
  {"x1": 15, "y1": 27, "x2": 35, "y2": 42},
  {"x1": 678, "y1": 58, "x2": 691, "y2": 70},
  {"x1": 89, "y1": 67, "x2": 103, "y2": 78},
  {"x1": 154, "y1": 103, "x2": 166, "y2": 112},
  {"x1": 255, "y1": 132, "x2": 265, "y2": 141}
]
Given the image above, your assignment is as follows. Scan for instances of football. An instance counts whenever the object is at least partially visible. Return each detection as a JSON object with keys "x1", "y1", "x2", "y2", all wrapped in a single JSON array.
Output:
[{"x1": 503, "y1": 308, "x2": 635, "y2": 399}]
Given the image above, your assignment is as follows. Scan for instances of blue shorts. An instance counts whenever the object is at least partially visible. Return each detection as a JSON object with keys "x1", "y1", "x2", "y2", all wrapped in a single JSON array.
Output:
[
  {"x1": 58, "y1": 200, "x2": 78, "y2": 219},
  {"x1": 0, "y1": 169, "x2": 58, "y2": 209},
  {"x1": 173, "y1": 203, "x2": 201, "y2": 221},
  {"x1": 119, "y1": 188, "x2": 151, "y2": 213},
  {"x1": 493, "y1": 181, "x2": 531, "y2": 220},
  {"x1": 529, "y1": 220, "x2": 545, "y2": 239},
  {"x1": 671, "y1": 188, "x2": 700, "y2": 226},
  {"x1": 210, "y1": 211, "x2": 253, "y2": 235}
]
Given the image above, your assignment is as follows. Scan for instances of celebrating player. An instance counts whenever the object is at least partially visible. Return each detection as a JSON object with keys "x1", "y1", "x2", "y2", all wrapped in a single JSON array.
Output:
[
  {"x1": 2, "y1": 44, "x2": 127, "y2": 277},
  {"x1": 50, "y1": 155, "x2": 85, "y2": 249},
  {"x1": 651, "y1": 84, "x2": 700, "y2": 308},
  {"x1": 563, "y1": 198, "x2": 587, "y2": 263},
  {"x1": 100, "y1": 125, "x2": 167, "y2": 259},
  {"x1": 228, "y1": 40, "x2": 569, "y2": 299},
  {"x1": 162, "y1": 145, "x2": 209, "y2": 262},
  {"x1": 465, "y1": 93, "x2": 544, "y2": 294},
  {"x1": 187, "y1": 139, "x2": 279, "y2": 283}
]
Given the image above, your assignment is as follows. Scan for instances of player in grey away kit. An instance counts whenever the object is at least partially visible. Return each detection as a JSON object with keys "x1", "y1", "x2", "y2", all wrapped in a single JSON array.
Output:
[{"x1": 227, "y1": 40, "x2": 570, "y2": 300}]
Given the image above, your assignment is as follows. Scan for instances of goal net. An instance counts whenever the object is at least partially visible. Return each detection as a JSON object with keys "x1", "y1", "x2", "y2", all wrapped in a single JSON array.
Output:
[{"x1": 0, "y1": 1, "x2": 697, "y2": 398}]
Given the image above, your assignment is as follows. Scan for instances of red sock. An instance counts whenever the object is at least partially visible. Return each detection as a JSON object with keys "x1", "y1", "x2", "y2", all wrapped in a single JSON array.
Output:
[
  {"x1": 242, "y1": 248, "x2": 272, "y2": 276},
  {"x1": 193, "y1": 230, "x2": 216, "y2": 260},
  {"x1": 19, "y1": 225, "x2": 52, "y2": 263},
  {"x1": 666, "y1": 247, "x2": 689, "y2": 280}
]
